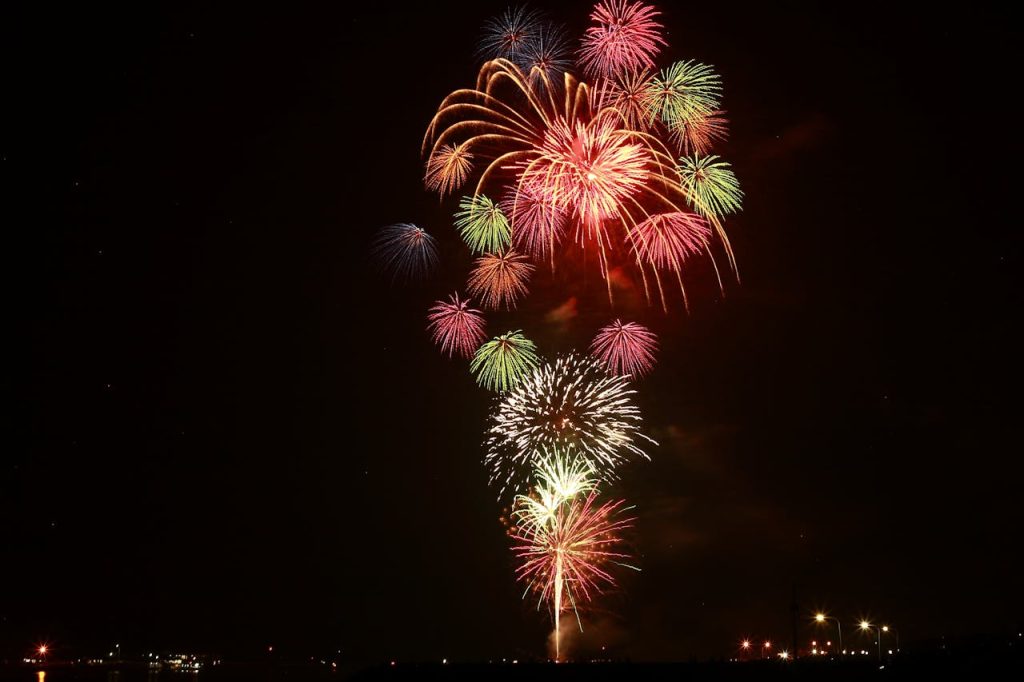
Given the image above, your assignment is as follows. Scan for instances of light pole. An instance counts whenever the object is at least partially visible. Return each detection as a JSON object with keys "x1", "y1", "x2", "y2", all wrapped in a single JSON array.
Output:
[
  {"x1": 814, "y1": 613, "x2": 843, "y2": 654},
  {"x1": 762, "y1": 641, "x2": 771, "y2": 660},
  {"x1": 881, "y1": 626, "x2": 899, "y2": 655},
  {"x1": 859, "y1": 621, "x2": 882, "y2": 663}
]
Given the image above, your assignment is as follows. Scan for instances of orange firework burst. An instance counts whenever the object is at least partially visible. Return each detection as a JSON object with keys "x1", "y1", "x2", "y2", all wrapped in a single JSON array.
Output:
[
  {"x1": 466, "y1": 249, "x2": 535, "y2": 310},
  {"x1": 424, "y1": 142, "x2": 473, "y2": 197}
]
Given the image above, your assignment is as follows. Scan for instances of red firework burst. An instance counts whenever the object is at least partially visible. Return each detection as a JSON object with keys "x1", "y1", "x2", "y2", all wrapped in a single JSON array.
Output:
[
  {"x1": 579, "y1": 0, "x2": 666, "y2": 79},
  {"x1": 670, "y1": 110, "x2": 730, "y2": 157},
  {"x1": 629, "y1": 211, "x2": 710, "y2": 272},
  {"x1": 427, "y1": 292, "x2": 487, "y2": 359},
  {"x1": 590, "y1": 320, "x2": 658, "y2": 377},
  {"x1": 467, "y1": 249, "x2": 535, "y2": 310}
]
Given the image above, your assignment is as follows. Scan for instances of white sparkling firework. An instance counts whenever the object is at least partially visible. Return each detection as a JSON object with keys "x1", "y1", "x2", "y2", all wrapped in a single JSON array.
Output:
[{"x1": 485, "y1": 352, "x2": 656, "y2": 499}]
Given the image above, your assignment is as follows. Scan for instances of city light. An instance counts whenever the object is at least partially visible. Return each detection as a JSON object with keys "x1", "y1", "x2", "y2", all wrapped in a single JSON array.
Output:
[
  {"x1": 38, "y1": 645, "x2": 48, "y2": 655},
  {"x1": 779, "y1": 651, "x2": 790, "y2": 660},
  {"x1": 741, "y1": 640, "x2": 751, "y2": 649}
]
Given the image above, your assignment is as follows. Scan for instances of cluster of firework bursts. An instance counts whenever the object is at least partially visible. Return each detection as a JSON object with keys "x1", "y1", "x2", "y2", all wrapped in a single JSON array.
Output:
[{"x1": 373, "y1": 0, "x2": 742, "y2": 659}]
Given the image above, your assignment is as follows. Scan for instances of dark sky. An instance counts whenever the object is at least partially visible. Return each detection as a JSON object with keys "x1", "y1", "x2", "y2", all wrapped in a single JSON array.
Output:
[{"x1": 7, "y1": 0, "x2": 1021, "y2": 668}]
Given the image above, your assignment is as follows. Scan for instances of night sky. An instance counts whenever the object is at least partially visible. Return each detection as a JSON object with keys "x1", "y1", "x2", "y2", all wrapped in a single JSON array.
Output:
[{"x1": 8, "y1": 0, "x2": 1021, "y2": 668}]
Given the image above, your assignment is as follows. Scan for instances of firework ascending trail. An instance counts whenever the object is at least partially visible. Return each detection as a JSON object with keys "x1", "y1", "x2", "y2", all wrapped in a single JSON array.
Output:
[{"x1": 486, "y1": 352, "x2": 656, "y2": 499}]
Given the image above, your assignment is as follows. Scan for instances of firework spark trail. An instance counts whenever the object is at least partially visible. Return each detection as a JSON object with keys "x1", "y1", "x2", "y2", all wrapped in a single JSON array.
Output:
[
  {"x1": 427, "y1": 293, "x2": 487, "y2": 359},
  {"x1": 470, "y1": 330, "x2": 541, "y2": 393},
  {"x1": 511, "y1": 488, "x2": 637, "y2": 660},
  {"x1": 590, "y1": 320, "x2": 659, "y2": 377},
  {"x1": 371, "y1": 223, "x2": 439, "y2": 282},
  {"x1": 486, "y1": 353, "x2": 656, "y2": 500}
]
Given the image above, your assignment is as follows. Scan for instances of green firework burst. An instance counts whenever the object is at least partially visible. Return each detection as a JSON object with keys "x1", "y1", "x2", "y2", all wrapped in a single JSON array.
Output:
[
  {"x1": 470, "y1": 330, "x2": 540, "y2": 392},
  {"x1": 645, "y1": 60, "x2": 722, "y2": 130},
  {"x1": 454, "y1": 194, "x2": 512, "y2": 255},
  {"x1": 677, "y1": 154, "x2": 743, "y2": 218}
]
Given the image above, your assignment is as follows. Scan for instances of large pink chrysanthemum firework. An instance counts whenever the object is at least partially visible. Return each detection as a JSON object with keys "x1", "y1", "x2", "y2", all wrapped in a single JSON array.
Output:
[
  {"x1": 518, "y1": 117, "x2": 650, "y2": 246},
  {"x1": 427, "y1": 292, "x2": 487, "y2": 359},
  {"x1": 590, "y1": 319, "x2": 658, "y2": 377},
  {"x1": 579, "y1": 0, "x2": 666, "y2": 79},
  {"x1": 466, "y1": 249, "x2": 535, "y2": 310}
]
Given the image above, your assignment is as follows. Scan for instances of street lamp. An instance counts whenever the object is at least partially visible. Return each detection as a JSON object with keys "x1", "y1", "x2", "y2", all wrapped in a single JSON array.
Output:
[
  {"x1": 881, "y1": 625, "x2": 899, "y2": 654},
  {"x1": 859, "y1": 621, "x2": 882, "y2": 663},
  {"x1": 762, "y1": 641, "x2": 771, "y2": 659},
  {"x1": 814, "y1": 613, "x2": 843, "y2": 654}
]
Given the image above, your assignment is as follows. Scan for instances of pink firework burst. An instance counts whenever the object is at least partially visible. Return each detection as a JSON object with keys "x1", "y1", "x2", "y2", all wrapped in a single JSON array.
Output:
[
  {"x1": 501, "y1": 184, "x2": 566, "y2": 262},
  {"x1": 466, "y1": 249, "x2": 535, "y2": 310},
  {"x1": 427, "y1": 292, "x2": 487, "y2": 359},
  {"x1": 518, "y1": 117, "x2": 650, "y2": 248},
  {"x1": 590, "y1": 320, "x2": 658, "y2": 377},
  {"x1": 579, "y1": 0, "x2": 667, "y2": 79},
  {"x1": 629, "y1": 211, "x2": 710, "y2": 272}
]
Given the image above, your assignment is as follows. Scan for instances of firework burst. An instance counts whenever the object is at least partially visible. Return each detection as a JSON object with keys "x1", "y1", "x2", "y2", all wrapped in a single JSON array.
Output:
[
  {"x1": 371, "y1": 223, "x2": 439, "y2": 282},
  {"x1": 470, "y1": 330, "x2": 541, "y2": 392},
  {"x1": 511, "y1": 488, "x2": 636, "y2": 660},
  {"x1": 677, "y1": 154, "x2": 743, "y2": 218},
  {"x1": 427, "y1": 292, "x2": 487, "y2": 359},
  {"x1": 479, "y1": 5, "x2": 544, "y2": 62},
  {"x1": 486, "y1": 352, "x2": 656, "y2": 499},
  {"x1": 670, "y1": 109, "x2": 729, "y2": 157},
  {"x1": 579, "y1": 0, "x2": 666, "y2": 78},
  {"x1": 501, "y1": 184, "x2": 566, "y2": 262},
  {"x1": 590, "y1": 320, "x2": 658, "y2": 377},
  {"x1": 466, "y1": 249, "x2": 534, "y2": 310},
  {"x1": 645, "y1": 60, "x2": 722, "y2": 133},
  {"x1": 424, "y1": 143, "x2": 474, "y2": 197},
  {"x1": 518, "y1": 23, "x2": 572, "y2": 83},
  {"x1": 455, "y1": 194, "x2": 512, "y2": 254},
  {"x1": 512, "y1": 448, "x2": 597, "y2": 533}
]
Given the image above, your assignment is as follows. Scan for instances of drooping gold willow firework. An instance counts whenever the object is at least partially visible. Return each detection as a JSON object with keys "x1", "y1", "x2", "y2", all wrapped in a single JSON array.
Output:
[{"x1": 422, "y1": 55, "x2": 739, "y2": 308}]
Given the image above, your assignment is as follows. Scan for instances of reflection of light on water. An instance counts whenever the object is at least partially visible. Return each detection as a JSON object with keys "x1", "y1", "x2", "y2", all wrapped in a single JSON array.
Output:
[{"x1": 37, "y1": 672, "x2": 46, "y2": 682}]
